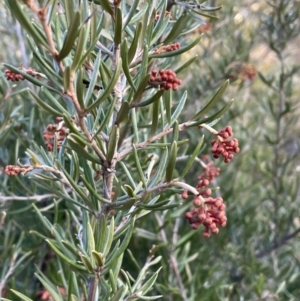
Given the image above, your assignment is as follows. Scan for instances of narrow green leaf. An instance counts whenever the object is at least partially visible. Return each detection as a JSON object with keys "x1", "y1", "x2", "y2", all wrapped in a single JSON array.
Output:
[
  {"x1": 110, "y1": 286, "x2": 125, "y2": 301},
  {"x1": 148, "y1": 148, "x2": 168, "y2": 188},
  {"x1": 191, "y1": 80, "x2": 229, "y2": 121},
  {"x1": 95, "y1": 214, "x2": 106, "y2": 253},
  {"x1": 129, "y1": 3, "x2": 149, "y2": 25},
  {"x1": 98, "y1": 0, "x2": 114, "y2": 16},
  {"x1": 58, "y1": 11, "x2": 81, "y2": 60},
  {"x1": 119, "y1": 162, "x2": 137, "y2": 189},
  {"x1": 6, "y1": 0, "x2": 49, "y2": 50},
  {"x1": 134, "y1": 89, "x2": 164, "y2": 108},
  {"x1": 97, "y1": 97, "x2": 117, "y2": 133},
  {"x1": 67, "y1": 135, "x2": 102, "y2": 164},
  {"x1": 175, "y1": 55, "x2": 198, "y2": 74},
  {"x1": 172, "y1": 121, "x2": 179, "y2": 142},
  {"x1": 124, "y1": 184, "x2": 135, "y2": 197},
  {"x1": 123, "y1": 0, "x2": 139, "y2": 28},
  {"x1": 116, "y1": 102, "x2": 130, "y2": 126},
  {"x1": 132, "y1": 144, "x2": 147, "y2": 188},
  {"x1": 167, "y1": 91, "x2": 187, "y2": 128},
  {"x1": 163, "y1": 13, "x2": 190, "y2": 44},
  {"x1": 63, "y1": 66, "x2": 71, "y2": 91},
  {"x1": 47, "y1": 0, "x2": 59, "y2": 25},
  {"x1": 87, "y1": 222, "x2": 95, "y2": 257},
  {"x1": 41, "y1": 87, "x2": 70, "y2": 116},
  {"x1": 32, "y1": 204, "x2": 53, "y2": 233},
  {"x1": 46, "y1": 240, "x2": 86, "y2": 271},
  {"x1": 131, "y1": 108, "x2": 139, "y2": 142},
  {"x1": 71, "y1": 295, "x2": 80, "y2": 301},
  {"x1": 76, "y1": 68, "x2": 85, "y2": 108},
  {"x1": 151, "y1": 97, "x2": 159, "y2": 136},
  {"x1": 92, "y1": 251, "x2": 105, "y2": 267},
  {"x1": 10, "y1": 290, "x2": 34, "y2": 301},
  {"x1": 139, "y1": 45, "x2": 149, "y2": 85},
  {"x1": 146, "y1": 9, "x2": 155, "y2": 46},
  {"x1": 109, "y1": 269, "x2": 118, "y2": 293},
  {"x1": 57, "y1": 161, "x2": 95, "y2": 208},
  {"x1": 72, "y1": 23, "x2": 89, "y2": 70},
  {"x1": 121, "y1": 39, "x2": 136, "y2": 90},
  {"x1": 79, "y1": 253, "x2": 94, "y2": 273},
  {"x1": 67, "y1": 272, "x2": 76, "y2": 301},
  {"x1": 35, "y1": 273, "x2": 63, "y2": 301},
  {"x1": 128, "y1": 22, "x2": 142, "y2": 63},
  {"x1": 190, "y1": 99, "x2": 234, "y2": 127},
  {"x1": 165, "y1": 90, "x2": 172, "y2": 124},
  {"x1": 151, "y1": 0, "x2": 167, "y2": 42},
  {"x1": 138, "y1": 199, "x2": 170, "y2": 210},
  {"x1": 180, "y1": 135, "x2": 204, "y2": 178},
  {"x1": 139, "y1": 267, "x2": 162, "y2": 295},
  {"x1": 102, "y1": 219, "x2": 116, "y2": 257},
  {"x1": 26, "y1": 149, "x2": 42, "y2": 167},
  {"x1": 114, "y1": 8, "x2": 122, "y2": 44},
  {"x1": 63, "y1": 0, "x2": 74, "y2": 25},
  {"x1": 61, "y1": 240, "x2": 79, "y2": 258},
  {"x1": 107, "y1": 125, "x2": 118, "y2": 162},
  {"x1": 166, "y1": 141, "x2": 177, "y2": 182},
  {"x1": 200, "y1": 5, "x2": 222, "y2": 12},
  {"x1": 86, "y1": 60, "x2": 122, "y2": 112},
  {"x1": 139, "y1": 3, "x2": 150, "y2": 45},
  {"x1": 191, "y1": 9, "x2": 219, "y2": 19},
  {"x1": 175, "y1": 230, "x2": 198, "y2": 250},
  {"x1": 80, "y1": 176, "x2": 110, "y2": 204},
  {"x1": 105, "y1": 218, "x2": 135, "y2": 267},
  {"x1": 132, "y1": 74, "x2": 151, "y2": 104},
  {"x1": 84, "y1": 51, "x2": 102, "y2": 106}
]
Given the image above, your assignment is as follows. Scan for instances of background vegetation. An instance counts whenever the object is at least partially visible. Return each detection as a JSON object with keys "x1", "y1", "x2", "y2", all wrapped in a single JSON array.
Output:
[{"x1": 1, "y1": 0, "x2": 300, "y2": 300}]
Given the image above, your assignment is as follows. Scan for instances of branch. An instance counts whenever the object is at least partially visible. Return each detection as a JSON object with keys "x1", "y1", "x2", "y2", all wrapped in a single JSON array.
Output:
[
  {"x1": 103, "y1": 1, "x2": 123, "y2": 200},
  {"x1": 25, "y1": 1, "x2": 64, "y2": 71},
  {"x1": 118, "y1": 120, "x2": 196, "y2": 160},
  {"x1": 155, "y1": 213, "x2": 189, "y2": 301},
  {"x1": 256, "y1": 227, "x2": 300, "y2": 258},
  {"x1": 0, "y1": 193, "x2": 57, "y2": 203},
  {"x1": 0, "y1": 252, "x2": 17, "y2": 294}
]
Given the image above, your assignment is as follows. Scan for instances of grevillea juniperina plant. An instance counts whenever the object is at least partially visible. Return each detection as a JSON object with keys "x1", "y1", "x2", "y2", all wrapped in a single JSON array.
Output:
[{"x1": 2, "y1": 0, "x2": 239, "y2": 300}]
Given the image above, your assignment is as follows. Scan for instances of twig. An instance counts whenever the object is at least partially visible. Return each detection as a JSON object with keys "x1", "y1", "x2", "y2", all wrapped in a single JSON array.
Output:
[
  {"x1": 0, "y1": 193, "x2": 57, "y2": 203},
  {"x1": 0, "y1": 252, "x2": 17, "y2": 296},
  {"x1": 256, "y1": 227, "x2": 300, "y2": 258},
  {"x1": 96, "y1": 41, "x2": 114, "y2": 57},
  {"x1": 25, "y1": 1, "x2": 64, "y2": 71},
  {"x1": 155, "y1": 213, "x2": 189, "y2": 301},
  {"x1": 118, "y1": 120, "x2": 196, "y2": 160}
]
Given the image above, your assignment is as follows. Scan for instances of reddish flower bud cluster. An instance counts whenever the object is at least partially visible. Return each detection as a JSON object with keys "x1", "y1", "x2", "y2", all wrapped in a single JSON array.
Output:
[
  {"x1": 43, "y1": 117, "x2": 68, "y2": 151},
  {"x1": 155, "y1": 11, "x2": 172, "y2": 21},
  {"x1": 4, "y1": 67, "x2": 41, "y2": 82},
  {"x1": 155, "y1": 43, "x2": 180, "y2": 54},
  {"x1": 211, "y1": 126, "x2": 240, "y2": 163},
  {"x1": 181, "y1": 161, "x2": 220, "y2": 199},
  {"x1": 183, "y1": 158, "x2": 227, "y2": 237},
  {"x1": 185, "y1": 196, "x2": 227, "y2": 238},
  {"x1": 149, "y1": 69, "x2": 182, "y2": 91},
  {"x1": 4, "y1": 69, "x2": 24, "y2": 82},
  {"x1": 5, "y1": 165, "x2": 32, "y2": 176},
  {"x1": 198, "y1": 160, "x2": 220, "y2": 183}
]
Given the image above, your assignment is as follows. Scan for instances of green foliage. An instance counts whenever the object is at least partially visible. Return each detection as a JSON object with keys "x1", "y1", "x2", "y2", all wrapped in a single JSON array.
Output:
[{"x1": 1, "y1": 0, "x2": 299, "y2": 301}]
